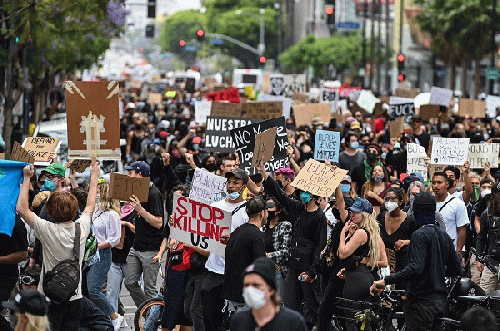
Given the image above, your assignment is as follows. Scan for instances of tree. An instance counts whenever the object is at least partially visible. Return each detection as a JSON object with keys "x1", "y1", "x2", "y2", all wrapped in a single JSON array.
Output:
[{"x1": 158, "y1": 9, "x2": 206, "y2": 56}]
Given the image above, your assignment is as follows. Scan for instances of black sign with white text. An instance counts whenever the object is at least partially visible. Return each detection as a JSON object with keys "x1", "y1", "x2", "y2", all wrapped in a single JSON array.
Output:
[{"x1": 204, "y1": 117, "x2": 259, "y2": 153}]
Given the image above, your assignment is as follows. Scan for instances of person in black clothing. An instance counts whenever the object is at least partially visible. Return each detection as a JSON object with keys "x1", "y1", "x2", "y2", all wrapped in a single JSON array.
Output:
[
  {"x1": 256, "y1": 161, "x2": 326, "y2": 328},
  {"x1": 371, "y1": 192, "x2": 462, "y2": 331},
  {"x1": 224, "y1": 197, "x2": 269, "y2": 312},
  {"x1": 410, "y1": 115, "x2": 430, "y2": 151},
  {"x1": 230, "y1": 257, "x2": 308, "y2": 331}
]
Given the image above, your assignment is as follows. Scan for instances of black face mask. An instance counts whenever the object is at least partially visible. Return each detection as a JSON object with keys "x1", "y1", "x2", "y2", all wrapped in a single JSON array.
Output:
[
  {"x1": 366, "y1": 152, "x2": 378, "y2": 163},
  {"x1": 278, "y1": 181, "x2": 287, "y2": 189}
]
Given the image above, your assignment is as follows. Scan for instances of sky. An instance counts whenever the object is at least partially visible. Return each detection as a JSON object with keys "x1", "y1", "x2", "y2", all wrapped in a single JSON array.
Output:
[{"x1": 163, "y1": 0, "x2": 201, "y2": 15}]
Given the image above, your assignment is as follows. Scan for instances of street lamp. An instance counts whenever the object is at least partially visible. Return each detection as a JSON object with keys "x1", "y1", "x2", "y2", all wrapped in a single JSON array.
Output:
[{"x1": 235, "y1": 10, "x2": 265, "y2": 56}]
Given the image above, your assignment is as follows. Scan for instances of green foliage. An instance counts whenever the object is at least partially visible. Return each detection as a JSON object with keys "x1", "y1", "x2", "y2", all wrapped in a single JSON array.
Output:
[{"x1": 158, "y1": 9, "x2": 206, "y2": 55}]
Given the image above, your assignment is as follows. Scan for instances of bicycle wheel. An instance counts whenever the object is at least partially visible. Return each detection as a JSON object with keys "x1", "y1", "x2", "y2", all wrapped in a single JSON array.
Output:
[{"x1": 134, "y1": 297, "x2": 165, "y2": 331}]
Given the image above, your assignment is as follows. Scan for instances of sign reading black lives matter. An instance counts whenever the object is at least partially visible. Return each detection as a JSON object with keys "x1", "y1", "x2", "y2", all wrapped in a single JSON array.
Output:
[
  {"x1": 204, "y1": 117, "x2": 259, "y2": 153},
  {"x1": 270, "y1": 74, "x2": 306, "y2": 96},
  {"x1": 230, "y1": 117, "x2": 289, "y2": 175}
]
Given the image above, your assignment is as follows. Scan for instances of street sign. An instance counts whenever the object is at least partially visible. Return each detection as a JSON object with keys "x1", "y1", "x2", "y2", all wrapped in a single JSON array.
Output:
[
  {"x1": 210, "y1": 38, "x2": 225, "y2": 45},
  {"x1": 486, "y1": 68, "x2": 499, "y2": 80},
  {"x1": 336, "y1": 22, "x2": 360, "y2": 30}
]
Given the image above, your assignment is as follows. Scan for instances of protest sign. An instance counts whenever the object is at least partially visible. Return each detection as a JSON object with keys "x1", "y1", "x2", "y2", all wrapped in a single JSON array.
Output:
[
  {"x1": 356, "y1": 90, "x2": 379, "y2": 113},
  {"x1": 210, "y1": 102, "x2": 242, "y2": 117},
  {"x1": 314, "y1": 130, "x2": 341, "y2": 163},
  {"x1": 339, "y1": 87, "x2": 362, "y2": 98},
  {"x1": 467, "y1": 143, "x2": 500, "y2": 169},
  {"x1": 130, "y1": 80, "x2": 142, "y2": 89},
  {"x1": 430, "y1": 137, "x2": 470, "y2": 165},
  {"x1": 205, "y1": 117, "x2": 259, "y2": 152},
  {"x1": 418, "y1": 104, "x2": 441, "y2": 121},
  {"x1": 244, "y1": 86, "x2": 255, "y2": 99},
  {"x1": 185, "y1": 77, "x2": 196, "y2": 93},
  {"x1": 294, "y1": 93, "x2": 309, "y2": 104},
  {"x1": 66, "y1": 159, "x2": 92, "y2": 173},
  {"x1": 206, "y1": 88, "x2": 240, "y2": 103},
  {"x1": 194, "y1": 100, "x2": 212, "y2": 124},
  {"x1": 257, "y1": 93, "x2": 292, "y2": 119},
  {"x1": 486, "y1": 95, "x2": 500, "y2": 118},
  {"x1": 10, "y1": 142, "x2": 34, "y2": 164},
  {"x1": 320, "y1": 89, "x2": 338, "y2": 103},
  {"x1": 22, "y1": 137, "x2": 60, "y2": 163},
  {"x1": 389, "y1": 117, "x2": 405, "y2": 139},
  {"x1": 171, "y1": 194, "x2": 231, "y2": 256},
  {"x1": 243, "y1": 101, "x2": 282, "y2": 119},
  {"x1": 293, "y1": 103, "x2": 331, "y2": 127},
  {"x1": 389, "y1": 100, "x2": 415, "y2": 119},
  {"x1": 270, "y1": 74, "x2": 307, "y2": 96},
  {"x1": 269, "y1": 75, "x2": 285, "y2": 96},
  {"x1": 390, "y1": 97, "x2": 414, "y2": 105},
  {"x1": 456, "y1": 99, "x2": 486, "y2": 119},
  {"x1": 395, "y1": 88, "x2": 420, "y2": 99},
  {"x1": 231, "y1": 117, "x2": 289, "y2": 174},
  {"x1": 0, "y1": 153, "x2": 5, "y2": 159},
  {"x1": 148, "y1": 93, "x2": 163, "y2": 105},
  {"x1": 291, "y1": 159, "x2": 348, "y2": 197},
  {"x1": 406, "y1": 143, "x2": 428, "y2": 179},
  {"x1": 65, "y1": 81, "x2": 121, "y2": 159},
  {"x1": 429, "y1": 87, "x2": 453, "y2": 107},
  {"x1": 110, "y1": 172, "x2": 150, "y2": 202},
  {"x1": 189, "y1": 168, "x2": 227, "y2": 204},
  {"x1": 0, "y1": 160, "x2": 28, "y2": 236},
  {"x1": 251, "y1": 128, "x2": 277, "y2": 168},
  {"x1": 165, "y1": 90, "x2": 177, "y2": 99}
]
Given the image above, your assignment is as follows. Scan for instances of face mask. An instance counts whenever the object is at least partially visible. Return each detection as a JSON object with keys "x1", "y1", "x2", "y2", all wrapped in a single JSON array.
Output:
[
  {"x1": 242, "y1": 286, "x2": 266, "y2": 309},
  {"x1": 373, "y1": 175, "x2": 384, "y2": 182},
  {"x1": 381, "y1": 152, "x2": 387, "y2": 160},
  {"x1": 366, "y1": 152, "x2": 377, "y2": 162},
  {"x1": 472, "y1": 185, "x2": 480, "y2": 203},
  {"x1": 300, "y1": 191, "x2": 312, "y2": 203},
  {"x1": 340, "y1": 184, "x2": 351, "y2": 194},
  {"x1": 278, "y1": 181, "x2": 287, "y2": 190},
  {"x1": 227, "y1": 191, "x2": 241, "y2": 201},
  {"x1": 42, "y1": 179, "x2": 56, "y2": 192},
  {"x1": 267, "y1": 211, "x2": 276, "y2": 220},
  {"x1": 350, "y1": 141, "x2": 359, "y2": 149},
  {"x1": 481, "y1": 189, "x2": 491, "y2": 198},
  {"x1": 385, "y1": 201, "x2": 398, "y2": 212}
]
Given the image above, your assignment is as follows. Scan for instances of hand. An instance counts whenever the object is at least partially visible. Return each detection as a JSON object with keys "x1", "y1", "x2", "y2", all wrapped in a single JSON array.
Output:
[
  {"x1": 485, "y1": 162, "x2": 491, "y2": 175},
  {"x1": 337, "y1": 268, "x2": 346, "y2": 279},
  {"x1": 130, "y1": 195, "x2": 143, "y2": 213},
  {"x1": 370, "y1": 279, "x2": 386, "y2": 296},
  {"x1": 186, "y1": 153, "x2": 195, "y2": 166},
  {"x1": 161, "y1": 153, "x2": 171, "y2": 166},
  {"x1": 324, "y1": 156, "x2": 331, "y2": 167},
  {"x1": 23, "y1": 164, "x2": 34, "y2": 178},
  {"x1": 220, "y1": 233, "x2": 230, "y2": 245},
  {"x1": 476, "y1": 261, "x2": 484, "y2": 273},
  {"x1": 169, "y1": 214, "x2": 174, "y2": 226},
  {"x1": 169, "y1": 239, "x2": 178, "y2": 251},
  {"x1": 299, "y1": 272, "x2": 313, "y2": 283},
  {"x1": 462, "y1": 160, "x2": 470, "y2": 174},
  {"x1": 286, "y1": 145, "x2": 294, "y2": 158},
  {"x1": 394, "y1": 239, "x2": 409, "y2": 251},
  {"x1": 90, "y1": 161, "x2": 100, "y2": 181},
  {"x1": 257, "y1": 157, "x2": 266, "y2": 176},
  {"x1": 235, "y1": 153, "x2": 240, "y2": 168},
  {"x1": 183, "y1": 243, "x2": 193, "y2": 249},
  {"x1": 121, "y1": 221, "x2": 130, "y2": 228},
  {"x1": 48, "y1": 152, "x2": 57, "y2": 162},
  {"x1": 152, "y1": 254, "x2": 162, "y2": 264}
]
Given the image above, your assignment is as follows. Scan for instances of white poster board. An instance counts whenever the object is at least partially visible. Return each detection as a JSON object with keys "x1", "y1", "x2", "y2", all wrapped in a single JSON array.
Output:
[
  {"x1": 430, "y1": 137, "x2": 470, "y2": 165},
  {"x1": 467, "y1": 143, "x2": 500, "y2": 169},
  {"x1": 195, "y1": 100, "x2": 212, "y2": 124},
  {"x1": 189, "y1": 169, "x2": 227, "y2": 204},
  {"x1": 406, "y1": 143, "x2": 428, "y2": 179}
]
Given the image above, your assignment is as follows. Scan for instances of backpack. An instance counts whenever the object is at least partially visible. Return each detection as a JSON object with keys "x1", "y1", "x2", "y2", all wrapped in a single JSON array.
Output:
[
  {"x1": 43, "y1": 222, "x2": 81, "y2": 304},
  {"x1": 487, "y1": 210, "x2": 500, "y2": 259}
]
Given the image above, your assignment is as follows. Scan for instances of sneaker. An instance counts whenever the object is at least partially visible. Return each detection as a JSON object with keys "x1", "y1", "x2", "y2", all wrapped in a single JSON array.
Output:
[
  {"x1": 122, "y1": 318, "x2": 128, "y2": 328},
  {"x1": 112, "y1": 315, "x2": 124, "y2": 331}
]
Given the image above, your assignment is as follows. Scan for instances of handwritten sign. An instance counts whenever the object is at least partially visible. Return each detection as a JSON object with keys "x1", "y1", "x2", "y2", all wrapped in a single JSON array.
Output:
[
  {"x1": 430, "y1": 137, "x2": 470, "y2": 165},
  {"x1": 171, "y1": 194, "x2": 231, "y2": 256},
  {"x1": 314, "y1": 130, "x2": 340, "y2": 162},
  {"x1": 148, "y1": 93, "x2": 163, "y2": 105},
  {"x1": 257, "y1": 93, "x2": 292, "y2": 119},
  {"x1": 291, "y1": 159, "x2": 348, "y2": 197},
  {"x1": 189, "y1": 168, "x2": 227, "y2": 204},
  {"x1": 486, "y1": 95, "x2": 500, "y2": 118},
  {"x1": 251, "y1": 128, "x2": 277, "y2": 168},
  {"x1": 243, "y1": 101, "x2": 282, "y2": 119},
  {"x1": 389, "y1": 117, "x2": 405, "y2": 139},
  {"x1": 205, "y1": 117, "x2": 259, "y2": 152},
  {"x1": 22, "y1": 137, "x2": 60, "y2": 163},
  {"x1": 429, "y1": 87, "x2": 453, "y2": 107},
  {"x1": 293, "y1": 103, "x2": 331, "y2": 127},
  {"x1": 419, "y1": 104, "x2": 441, "y2": 121},
  {"x1": 11, "y1": 142, "x2": 34, "y2": 164},
  {"x1": 468, "y1": 143, "x2": 500, "y2": 169},
  {"x1": 395, "y1": 88, "x2": 420, "y2": 99},
  {"x1": 210, "y1": 102, "x2": 243, "y2": 117},
  {"x1": 406, "y1": 143, "x2": 428, "y2": 179},
  {"x1": 195, "y1": 100, "x2": 212, "y2": 124},
  {"x1": 66, "y1": 159, "x2": 91, "y2": 173},
  {"x1": 110, "y1": 172, "x2": 150, "y2": 202}
]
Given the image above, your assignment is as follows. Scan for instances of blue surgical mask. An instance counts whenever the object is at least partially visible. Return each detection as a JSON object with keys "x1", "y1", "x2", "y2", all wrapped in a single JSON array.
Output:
[
  {"x1": 300, "y1": 191, "x2": 311, "y2": 203},
  {"x1": 227, "y1": 191, "x2": 241, "y2": 201},
  {"x1": 340, "y1": 184, "x2": 351, "y2": 194},
  {"x1": 42, "y1": 179, "x2": 55, "y2": 192},
  {"x1": 350, "y1": 141, "x2": 360, "y2": 149},
  {"x1": 381, "y1": 152, "x2": 387, "y2": 160}
]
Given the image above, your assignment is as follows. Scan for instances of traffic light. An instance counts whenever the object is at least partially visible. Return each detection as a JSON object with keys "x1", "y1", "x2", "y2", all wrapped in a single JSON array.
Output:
[
  {"x1": 179, "y1": 40, "x2": 186, "y2": 47},
  {"x1": 398, "y1": 73, "x2": 405, "y2": 82},
  {"x1": 196, "y1": 29, "x2": 205, "y2": 42},
  {"x1": 259, "y1": 56, "x2": 266, "y2": 64},
  {"x1": 147, "y1": 0, "x2": 156, "y2": 18},
  {"x1": 397, "y1": 54, "x2": 405, "y2": 82},
  {"x1": 325, "y1": 0, "x2": 335, "y2": 26}
]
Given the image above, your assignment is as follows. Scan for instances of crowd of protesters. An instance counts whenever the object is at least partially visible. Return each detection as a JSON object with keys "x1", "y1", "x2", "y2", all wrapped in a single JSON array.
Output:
[{"x1": 3, "y1": 78, "x2": 500, "y2": 331}]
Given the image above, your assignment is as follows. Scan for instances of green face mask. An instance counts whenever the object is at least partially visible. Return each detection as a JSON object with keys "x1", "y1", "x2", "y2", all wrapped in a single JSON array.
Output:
[{"x1": 472, "y1": 185, "x2": 480, "y2": 203}]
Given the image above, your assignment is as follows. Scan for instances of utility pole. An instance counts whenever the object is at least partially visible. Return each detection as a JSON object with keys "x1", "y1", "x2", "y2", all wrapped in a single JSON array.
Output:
[
  {"x1": 490, "y1": 0, "x2": 496, "y2": 95},
  {"x1": 369, "y1": 0, "x2": 375, "y2": 89},
  {"x1": 376, "y1": 0, "x2": 382, "y2": 95},
  {"x1": 362, "y1": 1, "x2": 367, "y2": 88},
  {"x1": 384, "y1": 0, "x2": 391, "y2": 93}
]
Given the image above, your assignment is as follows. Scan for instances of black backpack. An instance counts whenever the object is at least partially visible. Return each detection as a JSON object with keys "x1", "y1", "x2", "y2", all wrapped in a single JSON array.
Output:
[{"x1": 43, "y1": 222, "x2": 81, "y2": 304}]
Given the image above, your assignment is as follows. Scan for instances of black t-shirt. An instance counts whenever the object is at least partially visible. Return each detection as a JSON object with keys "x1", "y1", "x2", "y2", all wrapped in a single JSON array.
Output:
[
  {"x1": 230, "y1": 306, "x2": 308, "y2": 331},
  {"x1": 224, "y1": 223, "x2": 266, "y2": 303},
  {"x1": 112, "y1": 211, "x2": 136, "y2": 264},
  {"x1": 264, "y1": 225, "x2": 274, "y2": 253},
  {"x1": 414, "y1": 131, "x2": 431, "y2": 151},
  {"x1": 475, "y1": 194, "x2": 491, "y2": 219},
  {"x1": 133, "y1": 185, "x2": 165, "y2": 252},
  {"x1": 0, "y1": 215, "x2": 28, "y2": 277}
]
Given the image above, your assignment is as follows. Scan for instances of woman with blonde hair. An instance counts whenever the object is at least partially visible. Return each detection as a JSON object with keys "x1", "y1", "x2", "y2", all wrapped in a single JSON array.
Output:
[
  {"x1": 2, "y1": 289, "x2": 50, "y2": 331},
  {"x1": 87, "y1": 181, "x2": 124, "y2": 330}
]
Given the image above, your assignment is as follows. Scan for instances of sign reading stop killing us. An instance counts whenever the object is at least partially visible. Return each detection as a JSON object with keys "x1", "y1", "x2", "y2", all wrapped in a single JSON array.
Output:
[{"x1": 171, "y1": 194, "x2": 231, "y2": 256}]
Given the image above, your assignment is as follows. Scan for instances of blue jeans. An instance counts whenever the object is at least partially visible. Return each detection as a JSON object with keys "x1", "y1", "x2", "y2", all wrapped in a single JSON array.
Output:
[
  {"x1": 87, "y1": 247, "x2": 114, "y2": 316},
  {"x1": 107, "y1": 262, "x2": 127, "y2": 313}
]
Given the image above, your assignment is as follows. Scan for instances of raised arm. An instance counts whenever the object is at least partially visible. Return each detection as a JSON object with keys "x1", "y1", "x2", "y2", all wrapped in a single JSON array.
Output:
[
  {"x1": 17, "y1": 165, "x2": 36, "y2": 228},
  {"x1": 83, "y1": 161, "x2": 100, "y2": 217}
]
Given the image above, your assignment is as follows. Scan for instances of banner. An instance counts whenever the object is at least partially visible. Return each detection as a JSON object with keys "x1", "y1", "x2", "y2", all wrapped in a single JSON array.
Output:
[
  {"x1": 110, "y1": 172, "x2": 150, "y2": 202},
  {"x1": 204, "y1": 117, "x2": 259, "y2": 152},
  {"x1": 206, "y1": 88, "x2": 240, "y2": 103},
  {"x1": 291, "y1": 159, "x2": 348, "y2": 197},
  {"x1": 194, "y1": 100, "x2": 212, "y2": 124},
  {"x1": 467, "y1": 143, "x2": 500, "y2": 169},
  {"x1": 171, "y1": 194, "x2": 231, "y2": 256},
  {"x1": 189, "y1": 168, "x2": 227, "y2": 204},
  {"x1": 230, "y1": 117, "x2": 289, "y2": 174},
  {"x1": 314, "y1": 130, "x2": 341, "y2": 162},
  {"x1": 406, "y1": 143, "x2": 428, "y2": 179},
  {"x1": 430, "y1": 137, "x2": 470, "y2": 165},
  {"x1": 0, "y1": 160, "x2": 28, "y2": 236},
  {"x1": 270, "y1": 74, "x2": 307, "y2": 96}
]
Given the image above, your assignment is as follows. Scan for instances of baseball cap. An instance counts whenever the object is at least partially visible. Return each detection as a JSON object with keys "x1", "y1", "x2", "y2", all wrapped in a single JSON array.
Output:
[
  {"x1": 245, "y1": 197, "x2": 273, "y2": 216},
  {"x1": 43, "y1": 163, "x2": 66, "y2": 177},
  {"x1": 2, "y1": 289, "x2": 49, "y2": 316},
  {"x1": 349, "y1": 197, "x2": 373, "y2": 214},
  {"x1": 244, "y1": 257, "x2": 276, "y2": 289},
  {"x1": 125, "y1": 161, "x2": 150, "y2": 177},
  {"x1": 412, "y1": 192, "x2": 436, "y2": 214},
  {"x1": 350, "y1": 121, "x2": 361, "y2": 130},
  {"x1": 341, "y1": 175, "x2": 352, "y2": 183},
  {"x1": 225, "y1": 168, "x2": 249, "y2": 184}
]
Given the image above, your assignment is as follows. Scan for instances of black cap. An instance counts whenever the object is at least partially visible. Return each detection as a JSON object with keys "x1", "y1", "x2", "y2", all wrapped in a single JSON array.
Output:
[
  {"x1": 492, "y1": 182, "x2": 500, "y2": 195},
  {"x1": 245, "y1": 197, "x2": 273, "y2": 216},
  {"x1": 244, "y1": 257, "x2": 276, "y2": 289},
  {"x1": 413, "y1": 192, "x2": 436, "y2": 214},
  {"x1": 2, "y1": 290, "x2": 49, "y2": 316},
  {"x1": 225, "y1": 168, "x2": 249, "y2": 184}
]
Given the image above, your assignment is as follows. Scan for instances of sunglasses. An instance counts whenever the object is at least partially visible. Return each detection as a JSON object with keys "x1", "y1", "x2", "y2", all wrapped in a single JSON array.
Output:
[{"x1": 20, "y1": 275, "x2": 37, "y2": 286}]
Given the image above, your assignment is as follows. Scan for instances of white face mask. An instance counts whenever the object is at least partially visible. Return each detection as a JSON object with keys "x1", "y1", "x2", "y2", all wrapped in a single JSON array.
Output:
[
  {"x1": 385, "y1": 201, "x2": 398, "y2": 212},
  {"x1": 481, "y1": 189, "x2": 492, "y2": 198},
  {"x1": 242, "y1": 286, "x2": 266, "y2": 309}
]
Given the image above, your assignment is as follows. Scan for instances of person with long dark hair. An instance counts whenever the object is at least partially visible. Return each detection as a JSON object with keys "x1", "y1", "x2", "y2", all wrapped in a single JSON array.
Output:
[{"x1": 361, "y1": 165, "x2": 390, "y2": 215}]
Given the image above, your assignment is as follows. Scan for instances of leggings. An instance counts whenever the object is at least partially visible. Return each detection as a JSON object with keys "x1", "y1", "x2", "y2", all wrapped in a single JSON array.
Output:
[{"x1": 342, "y1": 264, "x2": 375, "y2": 331}]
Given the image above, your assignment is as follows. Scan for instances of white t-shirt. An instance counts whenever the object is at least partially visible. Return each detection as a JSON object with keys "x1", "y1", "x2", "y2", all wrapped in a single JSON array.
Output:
[
  {"x1": 205, "y1": 199, "x2": 248, "y2": 275},
  {"x1": 34, "y1": 214, "x2": 91, "y2": 301},
  {"x1": 323, "y1": 206, "x2": 336, "y2": 241},
  {"x1": 436, "y1": 194, "x2": 469, "y2": 248}
]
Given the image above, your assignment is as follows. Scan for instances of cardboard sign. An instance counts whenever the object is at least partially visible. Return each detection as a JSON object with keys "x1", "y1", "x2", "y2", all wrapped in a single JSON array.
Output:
[
  {"x1": 406, "y1": 143, "x2": 428, "y2": 179},
  {"x1": 257, "y1": 93, "x2": 292, "y2": 119},
  {"x1": 251, "y1": 128, "x2": 277, "y2": 168},
  {"x1": 10, "y1": 141, "x2": 34, "y2": 164},
  {"x1": 66, "y1": 159, "x2": 92, "y2": 173},
  {"x1": 293, "y1": 103, "x2": 331, "y2": 127},
  {"x1": 457, "y1": 98, "x2": 486, "y2": 118},
  {"x1": 230, "y1": 117, "x2": 289, "y2": 174},
  {"x1": 389, "y1": 117, "x2": 405, "y2": 139},
  {"x1": 468, "y1": 143, "x2": 500, "y2": 169},
  {"x1": 429, "y1": 87, "x2": 453, "y2": 107},
  {"x1": 291, "y1": 159, "x2": 348, "y2": 197},
  {"x1": 205, "y1": 117, "x2": 259, "y2": 152},
  {"x1": 270, "y1": 74, "x2": 307, "y2": 96},
  {"x1": 294, "y1": 93, "x2": 309, "y2": 104},
  {"x1": 314, "y1": 130, "x2": 341, "y2": 162},
  {"x1": 110, "y1": 172, "x2": 150, "y2": 202},
  {"x1": 171, "y1": 194, "x2": 231, "y2": 256},
  {"x1": 430, "y1": 137, "x2": 470, "y2": 165},
  {"x1": 185, "y1": 77, "x2": 196, "y2": 93},
  {"x1": 65, "y1": 81, "x2": 121, "y2": 159},
  {"x1": 419, "y1": 104, "x2": 441, "y2": 121},
  {"x1": 320, "y1": 89, "x2": 338, "y2": 103},
  {"x1": 0, "y1": 153, "x2": 5, "y2": 159},
  {"x1": 22, "y1": 137, "x2": 60, "y2": 162},
  {"x1": 148, "y1": 93, "x2": 163, "y2": 105},
  {"x1": 189, "y1": 168, "x2": 227, "y2": 204},
  {"x1": 194, "y1": 100, "x2": 212, "y2": 124},
  {"x1": 486, "y1": 95, "x2": 500, "y2": 118},
  {"x1": 206, "y1": 88, "x2": 240, "y2": 103},
  {"x1": 210, "y1": 102, "x2": 242, "y2": 118},
  {"x1": 243, "y1": 101, "x2": 283, "y2": 120},
  {"x1": 395, "y1": 88, "x2": 420, "y2": 99},
  {"x1": 130, "y1": 80, "x2": 142, "y2": 89}
]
